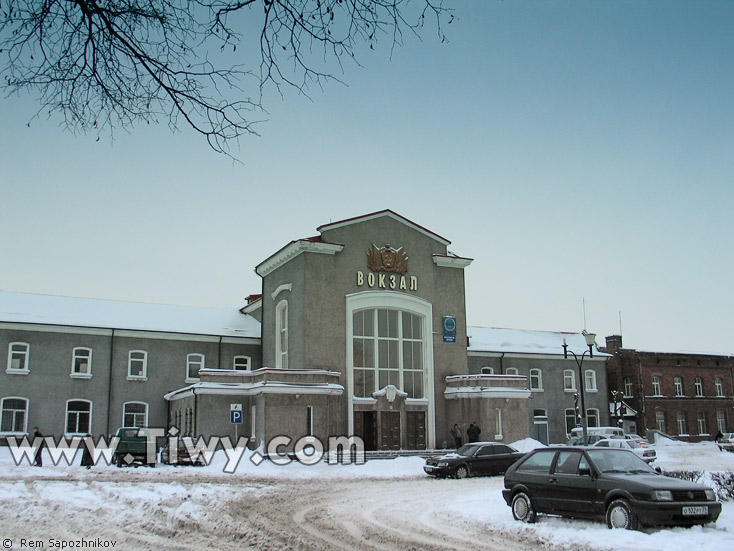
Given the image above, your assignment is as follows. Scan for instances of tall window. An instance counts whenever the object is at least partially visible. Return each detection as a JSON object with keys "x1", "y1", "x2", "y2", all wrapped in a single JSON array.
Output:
[
  {"x1": 652, "y1": 376, "x2": 662, "y2": 396},
  {"x1": 694, "y1": 377, "x2": 703, "y2": 397},
  {"x1": 7, "y1": 343, "x2": 30, "y2": 372},
  {"x1": 584, "y1": 370, "x2": 597, "y2": 391},
  {"x1": 276, "y1": 300, "x2": 288, "y2": 369},
  {"x1": 71, "y1": 347, "x2": 92, "y2": 376},
  {"x1": 717, "y1": 411, "x2": 726, "y2": 433},
  {"x1": 587, "y1": 408, "x2": 599, "y2": 428},
  {"x1": 697, "y1": 411, "x2": 707, "y2": 435},
  {"x1": 233, "y1": 356, "x2": 251, "y2": 371},
  {"x1": 128, "y1": 351, "x2": 147, "y2": 379},
  {"x1": 674, "y1": 377, "x2": 684, "y2": 397},
  {"x1": 66, "y1": 400, "x2": 91, "y2": 434},
  {"x1": 677, "y1": 411, "x2": 687, "y2": 435},
  {"x1": 529, "y1": 369, "x2": 542, "y2": 391},
  {"x1": 352, "y1": 308, "x2": 424, "y2": 398},
  {"x1": 624, "y1": 377, "x2": 634, "y2": 397},
  {"x1": 187, "y1": 353, "x2": 205, "y2": 381},
  {"x1": 715, "y1": 378, "x2": 724, "y2": 397},
  {"x1": 565, "y1": 408, "x2": 577, "y2": 434},
  {"x1": 656, "y1": 411, "x2": 666, "y2": 433},
  {"x1": 123, "y1": 402, "x2": 148, "y2": 428},
  {"x1": 1, "y1": 397, "x2": 28, "y2": 434},
  {"x1": 563, "y1": 370, "x2": 575, "y2": 391}
]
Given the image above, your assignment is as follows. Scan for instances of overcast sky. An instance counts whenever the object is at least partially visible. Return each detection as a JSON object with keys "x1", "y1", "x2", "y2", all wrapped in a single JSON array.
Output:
[{"x1": 1, "y1": 1, "x2": 732, "y2": 355}]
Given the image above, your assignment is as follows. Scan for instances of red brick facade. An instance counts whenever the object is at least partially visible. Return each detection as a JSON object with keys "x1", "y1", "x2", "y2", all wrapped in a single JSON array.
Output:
[{"x1": 603, "y1": 335, "x2": 734, "y2": 442}]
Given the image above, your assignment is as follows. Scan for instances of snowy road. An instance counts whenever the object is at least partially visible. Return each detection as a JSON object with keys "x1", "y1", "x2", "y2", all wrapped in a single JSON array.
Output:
[{"x1": 0, "y1": 473, "x2": 563, "y2": 551}]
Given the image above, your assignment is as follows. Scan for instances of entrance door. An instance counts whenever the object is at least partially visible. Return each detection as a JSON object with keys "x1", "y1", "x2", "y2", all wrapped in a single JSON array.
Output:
[
  {"x1": 380, "y1": 411, "x2": 401, "y2": 450},
  {"x1": 406, "y1": 411, "x2": 426, "y2": 450},
  {"x1": 353, "y1": 411, "x2": 377, "y2": 451},
  {"x1": 534, "y1": 420, "x2": 549, "y2": 445}
]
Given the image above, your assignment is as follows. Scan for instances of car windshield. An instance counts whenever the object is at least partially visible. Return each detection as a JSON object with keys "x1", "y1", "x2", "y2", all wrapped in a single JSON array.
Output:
[
  {"x1": 587, "y1": 449, "x2": 656, "y2": 474},
  {"x1": 626, "y1": 440, "x2": 642, "y2": 449},
  {"x1": 456, "y1": 444, "x2": 481, "y2": 456}
]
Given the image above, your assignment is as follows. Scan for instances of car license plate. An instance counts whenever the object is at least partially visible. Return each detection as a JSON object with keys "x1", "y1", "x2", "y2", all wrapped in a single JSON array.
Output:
[{"x1": 682, "y1": 506, "x2": 708, "y2": 515}]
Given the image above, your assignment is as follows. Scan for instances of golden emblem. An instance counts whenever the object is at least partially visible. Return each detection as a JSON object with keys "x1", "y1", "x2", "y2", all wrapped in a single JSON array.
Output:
[{"x1": 367, "y1": 244, "x2": 408, "y2": 274}]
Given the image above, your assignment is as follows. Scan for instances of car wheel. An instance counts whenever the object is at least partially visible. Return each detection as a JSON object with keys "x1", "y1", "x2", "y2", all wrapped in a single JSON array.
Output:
[
  {"x1": 455, "y1": 465, "x2": 469, "y2": 479},
  {"x1": 511, "y1": 492, "x2": 536, "y2": 523},
  {"x1": 606, "y1": 499, "x2": 638, "y2": 530}
]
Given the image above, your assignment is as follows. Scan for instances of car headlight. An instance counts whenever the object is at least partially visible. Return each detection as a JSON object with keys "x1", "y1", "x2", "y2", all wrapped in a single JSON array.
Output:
[
  {"x1": 437, "y1": 461, "x2": 449, "y2": 467},
  {"x1": 705, "y1": 490, "x2": 716, "y2": 501},
  {"x1": 651, "y1": 490, "x2": 673, "y2": 501}
]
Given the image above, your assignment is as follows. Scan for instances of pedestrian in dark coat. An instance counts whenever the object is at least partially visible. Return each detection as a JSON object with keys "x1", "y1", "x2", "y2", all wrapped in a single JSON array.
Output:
[
  {"x1": 80, "y1": 434, "x2": 94, "y2": 469},
  {"x1": 450, "y1": 424, "x2": 463, "y2": 448},
  {"x1": 32, "y1": 427, "x2": 44, "y2": 467},
  {"x1": 467, "y1": 422, "x2": 481, "y2": 443}
]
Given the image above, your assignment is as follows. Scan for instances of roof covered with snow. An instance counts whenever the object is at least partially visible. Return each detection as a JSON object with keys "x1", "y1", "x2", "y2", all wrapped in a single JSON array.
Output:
[
  {"x1": 0, "y1": 290, "x2": 261, "y2": 338},
  {"x1": 468, "y1": 326, "x2": 609, "y2": 357}
]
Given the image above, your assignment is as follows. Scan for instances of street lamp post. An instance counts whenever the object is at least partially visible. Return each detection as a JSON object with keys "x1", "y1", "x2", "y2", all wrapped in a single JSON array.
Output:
[{"x1": 563, "y1": 331, "x2": 597, "y2": 443}]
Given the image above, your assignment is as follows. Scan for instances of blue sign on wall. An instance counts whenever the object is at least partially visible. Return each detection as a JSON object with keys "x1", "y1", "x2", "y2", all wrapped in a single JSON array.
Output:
[
  {"x1": 230, "y1": 403, "x2": 243, "y2": 424},
  {"x1": 443, "y1": 316, "x2": 456, "y2": 343}
]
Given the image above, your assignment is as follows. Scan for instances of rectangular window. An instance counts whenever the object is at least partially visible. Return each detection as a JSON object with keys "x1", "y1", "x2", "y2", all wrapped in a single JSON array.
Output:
[
  {"x1": 187, "y1": 353, "x2": 204, "y2": 381},
  {"x1": 7, "y1": 343, "x2": 30, "y2": 373},
  {"x1": 677, "y1": 411, "x2": 687, "y2": 435},
  {"x1": 565, "y1": 409, "x2": 577, "y2": 435},
  {"x1": 652, "y1": 376, "x2": 662, "y2": 396},
  {"x1": 656, "y1": 411, "x2": 666, "y2": 433},
  {"x1": 563, "y1": 370, "x2": 575, "y2": 391},
  {"x1": 72, "y1": 348, "x2": 92, "y2": 376},
  {"x1": 584, "y1": 370, "x2": 597, "y2": 391},
  {"x1": 694, "y1": 377, "x2": 703, "y2": 397},
  {"x1": 1, "y1": 398, "x2": 28, "y2": 433},
  {"x1": 530, "y1": 369, "x2": 542, "y2": 390},
  {"x1": 624, "y1": 377, "x2": 634, "y2": 397},
  {"x1": 66, "y1": 400, "x2": 91, "y2": 434},
  {"x1": 128, "y1": 351, "x2": 147, "y2": 379},
  {"x1": 586, "y1": 409, "x2": 599, "y2": 428},
  {"x1": 233, "y1": 356, "x2": 251, "y2": 371},
  {"x1": 495, "y1": 408, "x2": 502, "y2": 439},
  {"x1": 123, "y1": 402, "x2": 148, "y2": 428},
  {"x1": 717, "y1": 410, "x2": 726, "y2": 433},
  {"x1": 715, "y1": 378, "x2": 724, "y2": 397},
  {"x1": 697, "y1": 411, "x2": 707, "y2": 435},
  {"x1": 306, "y1": 406, "x2": 314, "y2": 436},
  {"x1": 674, "y1": 377, "x2": 684, "y2": 397}
]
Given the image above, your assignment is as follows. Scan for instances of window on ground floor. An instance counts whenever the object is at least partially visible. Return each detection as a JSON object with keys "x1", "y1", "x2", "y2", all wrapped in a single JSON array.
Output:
[
  {"x1": 677, "y1": 411, "x2": 687, "y2": 435},
  {"x1": 717, "y1": 411, "x2": 726, "y2": 433},
  {"x1": 123, "y1": 402, "x2": 148, "y2": 428},
  {"x1": 656, "y1": 411, "x2": 666, "y2": 433},
  {"x1": 697, "y1": 411, "x2": 708, "y2": 435},
  {"x1": 1, "y1": 397, "x2": 28, "y2": 434},
  {"x1": 586, "y1": 408, "x2": 599, "y2": 428},
  {"x1": 66, "y1": 400, "x2": 92, "y2": 434}
]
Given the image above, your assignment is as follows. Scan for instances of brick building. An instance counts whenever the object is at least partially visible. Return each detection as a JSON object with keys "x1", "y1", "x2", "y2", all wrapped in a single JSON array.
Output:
[{"x1": 603, "y1": 335, "x2": 734, "y2": 441}]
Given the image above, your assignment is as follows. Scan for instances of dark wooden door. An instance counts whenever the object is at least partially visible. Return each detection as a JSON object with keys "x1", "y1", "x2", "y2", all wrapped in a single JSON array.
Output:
[
  {"x1": 380, "y1": 411, "x2": 401, "y2": 450},
  {"x1": 354, "y1": 411, "x2": 378, "y2": 451},
  {"x1": 406, "y1": 411, "x2": 426, "y2": 450}
]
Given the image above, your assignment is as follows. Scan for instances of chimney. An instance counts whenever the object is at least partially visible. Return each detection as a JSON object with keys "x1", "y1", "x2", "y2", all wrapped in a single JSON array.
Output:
[{"x1": 604, "y1": 335, "x2": 623, "y2": 353}]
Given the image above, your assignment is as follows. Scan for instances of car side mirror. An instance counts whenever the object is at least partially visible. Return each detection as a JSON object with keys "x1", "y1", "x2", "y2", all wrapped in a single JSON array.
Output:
[
  {"x1": 654, "y1": 466, "x2": 662, "y2": 474},
  {"x1": 579, "y1": 467, "x2": 592, "y2": 477}
]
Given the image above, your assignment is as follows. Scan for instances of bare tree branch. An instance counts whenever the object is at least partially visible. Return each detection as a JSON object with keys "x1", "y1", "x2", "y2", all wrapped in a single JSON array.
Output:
[{"x1": 1, "y1": 0, "x2": 450, "y2": 159}]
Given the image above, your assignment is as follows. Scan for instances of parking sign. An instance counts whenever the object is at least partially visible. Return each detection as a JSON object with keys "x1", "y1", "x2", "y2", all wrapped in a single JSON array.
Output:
[{"x1": 230, "y1": 403, "x2": 243, "y2": 424}]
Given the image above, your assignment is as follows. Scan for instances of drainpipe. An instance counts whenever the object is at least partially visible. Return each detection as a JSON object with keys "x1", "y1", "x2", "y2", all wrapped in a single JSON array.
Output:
[
  {"x1": 193, "y1": 387, "x2": 198, "y2": 437},
  {"x1": 106, "y1": 329, "x2": 116, "y2": 436},
  {"x1": 218, "y1": 336, "x2": 223, "y2": 369},
  {"x1": 637, "y1": 353, "x2": 646, "y2": 432},
  {"x1": 499, "y1": 352, "x2": 505, "y2": 373}
]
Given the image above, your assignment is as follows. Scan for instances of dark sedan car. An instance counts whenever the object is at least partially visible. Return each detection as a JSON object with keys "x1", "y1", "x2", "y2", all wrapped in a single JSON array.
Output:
[
  {"x1": 424, "y1": 442, "x2": 525, "y2": 478},
  {"x1": 502, "y1": 446, "x2": 721, "y2": 530}
]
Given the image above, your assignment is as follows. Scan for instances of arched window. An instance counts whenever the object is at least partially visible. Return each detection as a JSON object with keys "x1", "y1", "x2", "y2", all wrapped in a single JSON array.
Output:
[
  {"x1": 694, "y1": 377, "x2": 703, "y2": 397},
  {"x1": 66, "y1": 400, "x2": 92, "y2": 434},
  {"x1": 1, "y1": 397, "x2": 28, "y2": 434},
  {"x1": 586, "y1": 408, "x2": 600, "y2": 428},
  {"x1": 505, "y1": 367, "x2": 519, "y2": 376},
  {"x1": 481, "y1": 367, "x2": 493, "y2": 375},
  {"x1": 674, "y1": 377, "x2": 684, "y2": 396},
  {"x1": 275, "y1": 300, "x2": 288, "y2": 369},
  {"x1": 123, "y1": 402, "x2": 148, "y2": 428},
  {"x1": 233, "y1": 355, "x2": 251, "y2": 371}
]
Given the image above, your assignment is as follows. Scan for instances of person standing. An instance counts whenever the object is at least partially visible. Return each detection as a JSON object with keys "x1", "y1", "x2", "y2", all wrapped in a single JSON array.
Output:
[
  {"x1": 80, "y1": 433, "x2": 94, "y2": 469},
  {"x1": 450, "y1": 424, "x2": 463, "y2": 448},
  {"x1": 32, "y1": 427, "x2": 44, "y2": 467},
  {"x1": 467, "y1": 422, "x2": 481, "y2": 443}
]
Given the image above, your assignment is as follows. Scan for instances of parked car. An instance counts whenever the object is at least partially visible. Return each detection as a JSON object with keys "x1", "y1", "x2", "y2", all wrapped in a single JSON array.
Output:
[
  {"x1": 717, "y1": 433, "x2": 734, "y2": 452},
  {"x1": 624, "y1": 434, "x2": 649, "y2": 448},
  {"x1": 568, "y1": 426, "x2": 624, "y2": 443},
  {"x1": 160, "y1": 439, "x2": 206, "y2": 466},
  {"x1": 593, "y1": 438, "x2": 657, "y2": 463},
  {"x1": 424, "y1": 442, "x2": 526, "y2": 479},
  {"x1": 503, "y1": 446, "x2": 720, "y2": 530},
  {"x1": 112, "y1": 427, "x2": 156, "y2": 467}
]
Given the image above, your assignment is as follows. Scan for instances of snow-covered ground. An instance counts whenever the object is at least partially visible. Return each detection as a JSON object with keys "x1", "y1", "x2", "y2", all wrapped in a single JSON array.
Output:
[{"x1": 0, "y1": 438, "x2": 732, "y2": 550}]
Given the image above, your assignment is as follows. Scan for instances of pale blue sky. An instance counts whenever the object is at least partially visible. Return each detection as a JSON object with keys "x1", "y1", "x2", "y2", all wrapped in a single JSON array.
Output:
[{"x1": 1, "y1": 1, "x2": 732, "y2": 354}]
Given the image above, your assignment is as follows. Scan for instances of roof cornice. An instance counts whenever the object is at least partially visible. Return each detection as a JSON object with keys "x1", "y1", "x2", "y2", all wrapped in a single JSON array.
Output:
[
  {"x1": 432, "y1": 254, "x2": 473, "y2": 269},
  {"x1": 317, "y1": 210, "x2": 451, "y2": 247},
  {"x1": 256, "y1": 240, "x2": 344, "y2": 277}
]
